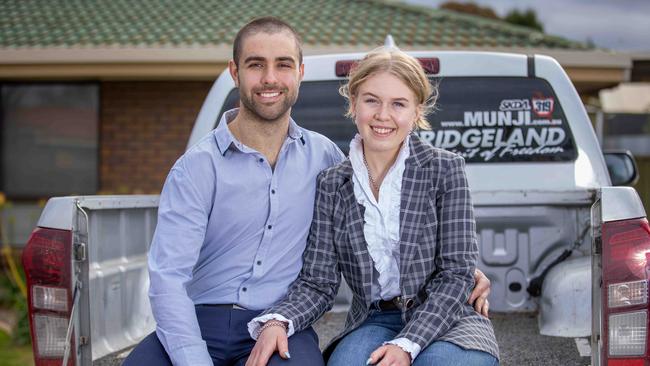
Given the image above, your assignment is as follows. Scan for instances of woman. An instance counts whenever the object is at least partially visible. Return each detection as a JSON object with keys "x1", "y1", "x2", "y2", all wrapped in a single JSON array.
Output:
[{"x1": 247, "y1": 48, "x2": 499, "y2": 366}]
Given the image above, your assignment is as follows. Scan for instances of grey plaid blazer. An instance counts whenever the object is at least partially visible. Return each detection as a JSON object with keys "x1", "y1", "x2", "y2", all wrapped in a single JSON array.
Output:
[{"x1": 264, "y1": 134, "x2": 499, "y2": 360}]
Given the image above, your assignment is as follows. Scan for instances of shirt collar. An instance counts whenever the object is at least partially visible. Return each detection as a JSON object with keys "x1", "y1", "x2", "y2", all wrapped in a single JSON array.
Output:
[
  {"x1": 214, "y1": 108, "x2": 304, "y2": 156},
  {"x1": 349, "y1": 133, "x2": 411, "y2": 200},
  {"x1": 349, "y1": 134, "x2": 411, "y2": 168},
  {"x1": 214, "y1": 109, "x2": 239, "y2": 155},
  {"x1": 287, "y1": 117, "x2": 303, "y2": 141}
]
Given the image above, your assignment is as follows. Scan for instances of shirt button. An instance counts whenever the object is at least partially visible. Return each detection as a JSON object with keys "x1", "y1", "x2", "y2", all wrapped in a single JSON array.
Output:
[
  {"x1": 267, "y1": 225, "x2": 272, "y2": 230},
  {"x1": 258, "y1": 158, "x2": 264, "y2": 163},
  {"x1": 271, "y1": 189, "x2": 276, "y2": 194},
  {"x1": 257, "y1": 261, "x2": 262, "y2": 265},
  {"x1": 242, "y1": 287, "x2": 247, "y2": 292}
]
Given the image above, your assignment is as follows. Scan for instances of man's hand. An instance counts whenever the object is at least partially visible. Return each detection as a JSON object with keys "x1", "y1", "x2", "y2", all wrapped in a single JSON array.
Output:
[
  {"x1": 367, "y1": 344, "x2": 410, "y2": 366},
  {"x1": 469, "y1": 268, "x2": 491, "y2": 317},
  {"x1": 245, "y1": 324, "x2": 290, "y2": 366}
]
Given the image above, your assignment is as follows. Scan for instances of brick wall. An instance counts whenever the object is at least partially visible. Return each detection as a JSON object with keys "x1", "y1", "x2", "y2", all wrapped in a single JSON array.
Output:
[{"x1": 100, "y1": 81, "x2": 212, "y2": 194}]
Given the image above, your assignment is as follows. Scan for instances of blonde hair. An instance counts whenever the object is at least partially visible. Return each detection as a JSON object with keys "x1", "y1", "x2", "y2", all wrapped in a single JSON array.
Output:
[{"x1": 339, "y1": 47, "x2": 438, "y2": 130}]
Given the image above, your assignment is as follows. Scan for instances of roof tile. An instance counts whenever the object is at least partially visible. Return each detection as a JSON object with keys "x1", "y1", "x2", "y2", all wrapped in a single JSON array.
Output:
[{"x1": 0, "y1": 0, "x2": 590, "y2": 49}]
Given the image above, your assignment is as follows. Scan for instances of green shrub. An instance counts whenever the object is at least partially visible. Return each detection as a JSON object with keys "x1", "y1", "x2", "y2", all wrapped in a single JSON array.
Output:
[{"x1": 0, "y1": 268, "x2": 31, "y2": 346}]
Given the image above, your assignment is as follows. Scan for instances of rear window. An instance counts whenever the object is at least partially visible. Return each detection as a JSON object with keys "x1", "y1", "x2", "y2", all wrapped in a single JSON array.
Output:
[{"x1": 218, "y1": 77, "x2": 577, "y2": 163}]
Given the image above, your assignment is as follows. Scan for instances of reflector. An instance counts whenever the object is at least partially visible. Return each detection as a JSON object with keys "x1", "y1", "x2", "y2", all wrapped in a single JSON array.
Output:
[
  {"x1": 22, "y1": 228, "x2": 72, "y2": 286},
  {"x1": 607, "y1": 359, "x2": 645, "y2": 366}
]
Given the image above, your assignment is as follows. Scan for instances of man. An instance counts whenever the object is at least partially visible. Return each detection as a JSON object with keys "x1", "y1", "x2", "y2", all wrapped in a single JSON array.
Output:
[{"x1": 124, "y1": 17, "x2": 490, "y2": 366}]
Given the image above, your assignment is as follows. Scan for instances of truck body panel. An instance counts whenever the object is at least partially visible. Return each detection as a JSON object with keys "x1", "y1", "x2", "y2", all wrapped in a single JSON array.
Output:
[
  {"x1": 539, "y1": 255, "x2": 592, "y2": 337},
  {"x1": 36, "y1": 196, "x2": 158, "y2": 363}
]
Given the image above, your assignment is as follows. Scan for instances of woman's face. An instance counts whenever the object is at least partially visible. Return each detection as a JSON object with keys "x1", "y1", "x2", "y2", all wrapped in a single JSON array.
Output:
[{"x1": 352, "y1": 71, "x2": 419, "y2": 157}]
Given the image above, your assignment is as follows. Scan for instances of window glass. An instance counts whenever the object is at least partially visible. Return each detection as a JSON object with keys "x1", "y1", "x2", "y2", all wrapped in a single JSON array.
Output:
[
  {"x1": 217, "y1": 77, "x2": 577, "y2": 162},
  {"x1": 427, "y1": 77, "x2": 576, "y2": 163},
  {"x1": 218, "y1": 82, "x2": 355, "y2": 154},
  {"x1": 1, "y1": 84, "x2": 99, "y2": 197}
]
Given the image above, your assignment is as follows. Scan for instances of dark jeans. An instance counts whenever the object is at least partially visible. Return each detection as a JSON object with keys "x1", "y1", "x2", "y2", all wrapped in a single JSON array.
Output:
[
  {"x1": 328, "y1": 309, "x2": 498, "y2": 366},
  {"x1": 123, "y1": 305, "x2": 323, "y2": 366}
]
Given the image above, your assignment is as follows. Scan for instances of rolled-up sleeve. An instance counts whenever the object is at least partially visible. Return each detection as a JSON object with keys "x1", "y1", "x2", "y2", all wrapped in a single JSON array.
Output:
[{"x1": 148, "y1": 158, "x2": 214, "y2": 366}]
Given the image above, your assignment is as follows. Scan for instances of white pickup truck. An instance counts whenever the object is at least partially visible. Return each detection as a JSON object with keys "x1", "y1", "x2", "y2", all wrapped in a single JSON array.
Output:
[{"x1": 21, "y1": 50, "x2": 647, "y2": 366}]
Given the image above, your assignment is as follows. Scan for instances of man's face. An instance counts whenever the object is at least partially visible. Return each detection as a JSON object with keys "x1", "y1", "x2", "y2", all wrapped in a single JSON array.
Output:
[{"x1": 229, "y1": 31, "x2": 304, "y2": 122}]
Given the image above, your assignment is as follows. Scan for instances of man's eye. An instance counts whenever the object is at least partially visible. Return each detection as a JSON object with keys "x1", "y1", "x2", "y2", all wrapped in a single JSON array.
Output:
[
  {"x1": 249, "y1": 63, "x2": 263, "y2": 68},
  {"x1": 279, "y1": 63, "x2": 292, "y2": 68}
]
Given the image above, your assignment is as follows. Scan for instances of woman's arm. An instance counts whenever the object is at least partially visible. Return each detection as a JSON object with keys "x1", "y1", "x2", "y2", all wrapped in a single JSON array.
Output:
[
  {"x1": 265, "y1": 170, "x2": 342, "y2": 327},
  {"x1": 396, "y1": 155, "x2": 478, "y2": 351}
]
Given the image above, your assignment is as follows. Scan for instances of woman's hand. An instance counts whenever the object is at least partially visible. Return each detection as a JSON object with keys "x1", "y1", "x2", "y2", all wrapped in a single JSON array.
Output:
[
  {"x1": 367, "y1": 344, "x2": 411, "y2": 366},
  {"x1": 245, "y1": 323, "x2": 290, "y2": 366},
  {"x1": 469, "y1": 268, "x2": 491, "y2": 317}
]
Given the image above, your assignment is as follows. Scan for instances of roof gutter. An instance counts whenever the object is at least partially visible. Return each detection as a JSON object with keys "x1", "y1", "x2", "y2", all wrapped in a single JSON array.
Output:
[{"x1": 0, "y1": 45, "x2": 632, "y2": 84}]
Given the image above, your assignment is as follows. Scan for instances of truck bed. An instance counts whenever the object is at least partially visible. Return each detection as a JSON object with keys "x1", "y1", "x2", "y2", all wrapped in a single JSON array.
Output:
[
  {"x1": 39, "y1": 193, "x2": 595, "y2": 365},
  {"x1": 94, "y1": 311, "x2": 590, "y2": 366}
]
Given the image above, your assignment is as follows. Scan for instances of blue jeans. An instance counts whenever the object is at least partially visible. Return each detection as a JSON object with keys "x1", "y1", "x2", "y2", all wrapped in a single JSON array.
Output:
[
  {"x1": 123, "y1": 305, "x2": 323, "y2": 366},
  {"x1": 327, "y1": 309, "x2": 498, "y2": 366}
]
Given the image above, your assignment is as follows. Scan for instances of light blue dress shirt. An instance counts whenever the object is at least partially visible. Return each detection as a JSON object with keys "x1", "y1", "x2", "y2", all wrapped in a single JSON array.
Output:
[{"x1": 148, "y1": 108, "x2": 344, "y2": 366}]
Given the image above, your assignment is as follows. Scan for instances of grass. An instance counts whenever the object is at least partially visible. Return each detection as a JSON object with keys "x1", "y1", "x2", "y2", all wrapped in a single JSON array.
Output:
[
  {"x1": 1, "y1": 249, "x2": 34, "y2": 365},
  {"x1": 0, "y1": 330, "x2": 34, "y2": 366}
]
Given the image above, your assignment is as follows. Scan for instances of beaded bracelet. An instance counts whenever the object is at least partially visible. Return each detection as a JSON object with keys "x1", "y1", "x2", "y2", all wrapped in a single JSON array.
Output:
[{"x1": 257, "y1": 320, "x2": 288, "y2": 338}]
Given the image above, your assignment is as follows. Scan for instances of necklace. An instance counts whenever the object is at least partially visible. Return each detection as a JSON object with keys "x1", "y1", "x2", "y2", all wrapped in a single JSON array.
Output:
[{"x1": 362, "y1": 153, "x2": 380, "y2": 192}]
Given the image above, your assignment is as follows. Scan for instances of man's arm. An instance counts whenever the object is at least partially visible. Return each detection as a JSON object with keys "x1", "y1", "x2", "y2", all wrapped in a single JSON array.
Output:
[
  {"x1": 469, "y1": 268, "x2": 491, "y2": 317},
  {"x1": 148, "y1": 159, "x2": 214, "y2": 366}
]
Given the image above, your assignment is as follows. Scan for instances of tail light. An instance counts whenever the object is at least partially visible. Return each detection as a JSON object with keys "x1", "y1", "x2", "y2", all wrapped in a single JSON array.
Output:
[
  {"x1": 22, "y1": 227, "x2": 76, "y2": 366},
  {"x1": 335, "y1": 57, "x2": 440, "y2": 77},
  {"x1": 602, "y1": 218, "x2": 650, "y2": 365}
]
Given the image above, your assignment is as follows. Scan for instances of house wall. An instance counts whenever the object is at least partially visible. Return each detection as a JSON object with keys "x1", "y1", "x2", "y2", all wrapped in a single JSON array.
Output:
[{"x1": 100, "y1": 81, "x2": 212, "y2": 194}]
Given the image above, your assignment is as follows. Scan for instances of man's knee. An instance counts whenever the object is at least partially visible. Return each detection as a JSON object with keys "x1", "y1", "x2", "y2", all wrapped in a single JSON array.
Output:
[
  {"x1": 122, "y1": 332, "x2": 172, "y2": 366},
  {"x1": 267, "y1": 327, "x2": 323, "y2": 366}
]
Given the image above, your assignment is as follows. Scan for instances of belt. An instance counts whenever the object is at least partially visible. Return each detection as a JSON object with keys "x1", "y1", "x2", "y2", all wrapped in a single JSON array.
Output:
[
  {"x1": 373, "y1": 296, "x2": 415, "y2": 311},
  {"x1": 199, "y1": 304, "x2": 248, "y2": 310},
  {"x1": 375, "y1": 299, "x2": 399, "y2": 311}
]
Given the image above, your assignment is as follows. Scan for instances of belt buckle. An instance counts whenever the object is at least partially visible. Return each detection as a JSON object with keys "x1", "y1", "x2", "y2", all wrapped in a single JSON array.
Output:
[{"x1": 393, "y1": 296, "x2": 414, "y2": 310}]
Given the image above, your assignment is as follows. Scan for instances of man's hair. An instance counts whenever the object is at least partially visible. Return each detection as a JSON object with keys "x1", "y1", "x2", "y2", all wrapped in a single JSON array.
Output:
[{"x1": 233, "y1": 17, "x2": 303, "y2": 66}]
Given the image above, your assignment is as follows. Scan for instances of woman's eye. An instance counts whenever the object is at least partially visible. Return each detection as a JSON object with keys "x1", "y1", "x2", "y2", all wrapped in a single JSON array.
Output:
[
  {"x1": 365, "y1": 99, "x2": 378, "y2": 104},
  {"x1": 393, "y1": 102, "x2": 405, "y2": 108}
]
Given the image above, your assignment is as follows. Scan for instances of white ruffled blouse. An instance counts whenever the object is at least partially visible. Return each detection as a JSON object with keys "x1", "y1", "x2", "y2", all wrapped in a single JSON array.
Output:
[{"x1": 348, "y1": 133, "x2": 410, "y2": 301}]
